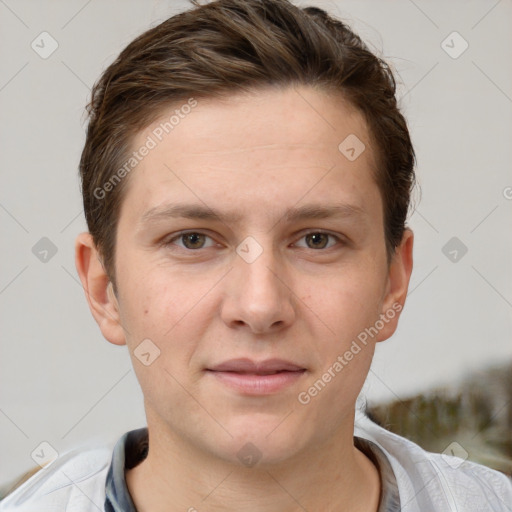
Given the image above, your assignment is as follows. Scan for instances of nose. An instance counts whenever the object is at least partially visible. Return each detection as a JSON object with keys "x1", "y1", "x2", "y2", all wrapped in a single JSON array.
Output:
[{"x1": 220, "y1": 241, "x2": 296, "y2": 334}]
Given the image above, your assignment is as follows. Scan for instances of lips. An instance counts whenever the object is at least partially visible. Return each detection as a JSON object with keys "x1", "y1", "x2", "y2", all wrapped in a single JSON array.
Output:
[
  {"x1": 206, "y1": 358, "x2": 306, "y2": 374},
  {"x1": 205, "y1": 358, "x2": 306, "y2": 395}
]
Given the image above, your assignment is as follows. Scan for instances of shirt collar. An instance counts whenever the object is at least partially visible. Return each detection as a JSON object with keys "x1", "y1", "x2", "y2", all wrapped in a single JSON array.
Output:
[
  {"x1": 104, "y1": 427, "x2": 400, "y2": 512},
  {"x1": 104, "y1": 427, "x2": 147, "y2": 512},
  {"x1": 354, "y1": 436, "x2": 401, "y2": 512}
]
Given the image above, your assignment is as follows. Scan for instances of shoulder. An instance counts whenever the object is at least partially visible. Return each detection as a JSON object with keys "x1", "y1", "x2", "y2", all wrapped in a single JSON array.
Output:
[
  {"x1": 355, "y1": 411, "x2": 512, "y2": 511},
  {"x1": 0, "y1": 447, "x2": 112, "y2": 512}
]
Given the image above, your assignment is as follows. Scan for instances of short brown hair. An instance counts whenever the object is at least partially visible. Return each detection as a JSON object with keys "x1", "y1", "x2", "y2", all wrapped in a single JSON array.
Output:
[{"x1": 79, "y1": 0, "x2": 415, "y2": 285}]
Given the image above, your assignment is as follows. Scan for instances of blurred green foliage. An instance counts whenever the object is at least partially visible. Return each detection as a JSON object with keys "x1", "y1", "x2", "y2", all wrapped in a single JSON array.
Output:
[{"x1": 367, "y1": 362, "x2": 512, "y2": 475}]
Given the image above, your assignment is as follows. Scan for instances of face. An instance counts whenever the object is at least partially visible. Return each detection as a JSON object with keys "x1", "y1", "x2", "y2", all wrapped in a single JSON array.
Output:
[{"x1": 78, "y1": 85, "x2": 413, "y2": 467}]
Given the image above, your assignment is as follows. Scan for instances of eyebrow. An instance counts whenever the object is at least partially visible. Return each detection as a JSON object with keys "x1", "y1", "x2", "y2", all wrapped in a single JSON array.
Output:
[{"x1": 139, "y1": 202, "x2": 366, "y2": 227}]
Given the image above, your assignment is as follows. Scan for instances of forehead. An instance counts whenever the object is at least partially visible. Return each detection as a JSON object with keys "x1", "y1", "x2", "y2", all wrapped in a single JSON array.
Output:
[{"x1": 120, "y1": 85, "x2": 381, "y2": 223}]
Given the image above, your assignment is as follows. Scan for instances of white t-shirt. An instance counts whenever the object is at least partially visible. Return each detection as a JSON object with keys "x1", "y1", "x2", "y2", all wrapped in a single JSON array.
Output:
[{"x1": 1, "y1": 413, "x2": 511, "y2": 511}]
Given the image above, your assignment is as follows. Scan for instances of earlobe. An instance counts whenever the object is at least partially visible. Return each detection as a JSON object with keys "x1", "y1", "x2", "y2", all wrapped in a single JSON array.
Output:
[
  {"x1": 75, "y1": 232, "x2": 126, "y2": 346},
  {"x1": 376, "y1": 229, "x2": 414, "y2": 342}
]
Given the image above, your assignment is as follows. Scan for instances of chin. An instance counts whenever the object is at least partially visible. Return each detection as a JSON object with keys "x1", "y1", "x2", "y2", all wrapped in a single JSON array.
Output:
[{"x1": 219, "y1": 415, "x2": 310, "y2": 467}]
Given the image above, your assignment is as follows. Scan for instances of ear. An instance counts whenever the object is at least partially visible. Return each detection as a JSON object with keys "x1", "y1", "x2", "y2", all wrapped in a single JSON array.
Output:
[
  {"x1": 75, "y1": 232, "x2": 126, "y2": 346},
  {"x1": 376, "y1": 228, "x2": 414, "y2": 342}
]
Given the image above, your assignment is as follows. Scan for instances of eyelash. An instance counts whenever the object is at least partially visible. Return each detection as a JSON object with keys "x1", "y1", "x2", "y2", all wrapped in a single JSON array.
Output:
[{"x1": 162, "y1": 230, "x2": 344, "y2": 251}]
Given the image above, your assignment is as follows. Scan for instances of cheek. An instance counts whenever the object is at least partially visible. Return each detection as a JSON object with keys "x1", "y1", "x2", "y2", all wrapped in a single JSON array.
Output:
[
  {"x1": 306, "y1": 272, "x2": 385, "y2": 341},
  {"x1": 116, "y1": 264, "x2": 218, "y2": 372},
  {"x1": 116, "y1": 258, "x2": 183, "y2": 335},
  {"x1": 297, "y1": 281, "x2": 381, "y2": 412}
]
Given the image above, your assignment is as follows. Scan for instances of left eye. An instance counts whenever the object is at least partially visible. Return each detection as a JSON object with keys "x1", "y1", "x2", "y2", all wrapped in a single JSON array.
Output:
[{"x1": 295, "y1": 232, "x2": 339, "y2": 250}]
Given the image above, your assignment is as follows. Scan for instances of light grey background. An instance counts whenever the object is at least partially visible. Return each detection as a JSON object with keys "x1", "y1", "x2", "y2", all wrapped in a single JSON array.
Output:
[{"x1": 1, "y1": 0, "x2": 511, "y2": 487}]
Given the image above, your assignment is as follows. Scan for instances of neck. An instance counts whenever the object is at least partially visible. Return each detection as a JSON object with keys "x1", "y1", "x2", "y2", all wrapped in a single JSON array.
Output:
[{"x1": 126, "y1": 412, "x2": 380, "y2": 512}]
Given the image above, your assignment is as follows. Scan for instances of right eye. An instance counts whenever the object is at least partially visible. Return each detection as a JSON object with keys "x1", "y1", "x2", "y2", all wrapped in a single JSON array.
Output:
[{"x1": 163, "y1": 231, "x2": 216, "y2": 250}]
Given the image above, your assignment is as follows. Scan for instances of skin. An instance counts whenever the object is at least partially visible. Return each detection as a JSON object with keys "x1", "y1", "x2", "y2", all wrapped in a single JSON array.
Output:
[{"x1": 76, "y1": 85, "x2": 413, "y2": 512}]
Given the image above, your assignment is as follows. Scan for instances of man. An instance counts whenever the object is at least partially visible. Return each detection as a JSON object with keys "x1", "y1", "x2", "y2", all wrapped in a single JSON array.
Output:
[{"x1": 1, "y1": 0, "x2": 511, "y2": 511}]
